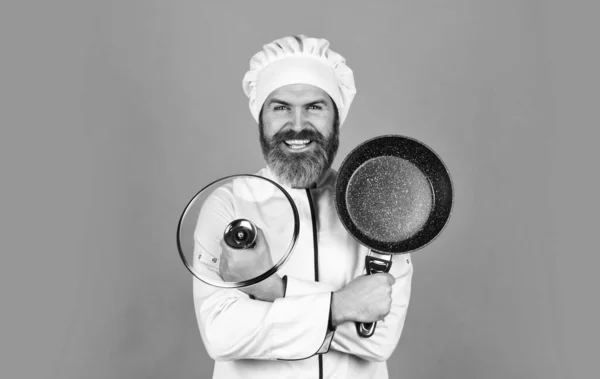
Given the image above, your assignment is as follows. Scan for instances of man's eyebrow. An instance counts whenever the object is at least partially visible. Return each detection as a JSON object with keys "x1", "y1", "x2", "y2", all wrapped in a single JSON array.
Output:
[
  {"x1": 266, "y1": 98, "x2": 329, "y2": 107},
  {"x1": 267, "y1": 98, "x2": 291, "y2": 106},
  {"x1": 306, "y1": 99, "x2": 329, "y2": 107}
]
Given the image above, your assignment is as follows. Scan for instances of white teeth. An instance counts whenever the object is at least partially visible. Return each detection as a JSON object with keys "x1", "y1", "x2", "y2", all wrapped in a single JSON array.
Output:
[
  {"x1": 285, "y1": 139, "x2": 310, "y2": 145},
  {"x1": 285, "y1": 139, "x2": 311, "y2": 149}
]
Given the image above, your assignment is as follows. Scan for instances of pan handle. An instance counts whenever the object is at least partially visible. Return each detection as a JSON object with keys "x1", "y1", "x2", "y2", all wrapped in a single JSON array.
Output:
[{"x1": 356, "y1": 253, "x2": 393, "y2": 338}]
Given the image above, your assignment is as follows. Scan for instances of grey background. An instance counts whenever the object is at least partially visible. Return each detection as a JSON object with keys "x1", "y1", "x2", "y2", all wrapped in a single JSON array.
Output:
[{"x1": 1, "y1": 1, "x2": 598, "y2": 378}]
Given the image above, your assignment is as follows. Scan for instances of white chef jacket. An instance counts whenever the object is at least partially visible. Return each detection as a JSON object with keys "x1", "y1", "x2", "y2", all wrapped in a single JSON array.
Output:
[{"x1": 192, "y1": 167, "x2": 414, "y2": 379}]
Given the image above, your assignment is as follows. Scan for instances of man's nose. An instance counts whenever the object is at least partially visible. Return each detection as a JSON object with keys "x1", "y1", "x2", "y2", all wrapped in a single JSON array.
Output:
[{"x1": 290, "y1": 109, "x2": 306, "y2": 131}]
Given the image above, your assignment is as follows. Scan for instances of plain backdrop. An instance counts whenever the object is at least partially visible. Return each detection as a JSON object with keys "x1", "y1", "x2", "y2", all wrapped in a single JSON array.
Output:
[{"x1": 1, "y1": 1, "x2": 598, "y2": 378}]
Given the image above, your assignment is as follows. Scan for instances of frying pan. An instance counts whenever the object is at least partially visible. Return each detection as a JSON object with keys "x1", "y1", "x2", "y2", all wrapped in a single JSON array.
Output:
[{"x1": 335, "y1": 135, "x2": 453, "y2": 337}]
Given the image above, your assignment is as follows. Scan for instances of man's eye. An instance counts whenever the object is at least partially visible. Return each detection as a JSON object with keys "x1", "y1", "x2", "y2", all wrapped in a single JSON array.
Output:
[
  {"x1": 274, "y1": 106, "x2": 289, "y2": 111},
  {"x1": 308, "y1": 105, "x2": 322, "y2": 110}
]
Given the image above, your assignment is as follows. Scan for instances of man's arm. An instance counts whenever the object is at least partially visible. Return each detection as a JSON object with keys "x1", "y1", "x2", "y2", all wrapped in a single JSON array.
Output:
[
  {"x1": 193, "y1": 271, "x2": 334, "y2": 361},
  {"x1": 192, "y1": 188, "x2": 334, "y2": 361},
  {"x1": 280, "y1": 254, "x2": 414, "y2": 362},
  {"x1": 329, "y1": 255, "x2": 413, "y2": 361}
]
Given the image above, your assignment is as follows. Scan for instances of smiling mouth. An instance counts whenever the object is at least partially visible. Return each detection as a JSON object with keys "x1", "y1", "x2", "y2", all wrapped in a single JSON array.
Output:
[{"x1": 284, "y1": 139, "x2": 312, "y2": 150}]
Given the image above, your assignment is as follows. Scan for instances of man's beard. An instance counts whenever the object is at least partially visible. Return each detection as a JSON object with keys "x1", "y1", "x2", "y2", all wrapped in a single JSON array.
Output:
[{"x1": 259, "y1": 122, "x2": 339, "y2": 189}]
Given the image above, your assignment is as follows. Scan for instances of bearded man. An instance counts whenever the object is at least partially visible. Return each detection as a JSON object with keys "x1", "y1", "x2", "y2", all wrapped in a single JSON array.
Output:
[{"x1": 192, "y1": 35, "x2": 414, "y2": 379}]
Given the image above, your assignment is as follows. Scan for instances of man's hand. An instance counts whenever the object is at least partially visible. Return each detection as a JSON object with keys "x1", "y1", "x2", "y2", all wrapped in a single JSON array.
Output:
[
  {"x1": 219, "y1": 227, "x2": 284, "y2": 302},
  {"x1": 331, "y1": 273, "x2": 396, "y2": 327}
]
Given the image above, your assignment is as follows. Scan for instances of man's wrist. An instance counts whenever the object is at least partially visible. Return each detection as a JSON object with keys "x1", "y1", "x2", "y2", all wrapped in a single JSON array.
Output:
[{"x1": 331, "y1": 290, "x2": 352, "y2": 327}]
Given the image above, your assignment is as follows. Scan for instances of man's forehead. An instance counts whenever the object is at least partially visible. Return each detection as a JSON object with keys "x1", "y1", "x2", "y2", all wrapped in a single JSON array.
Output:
[{"x1": 265, "y1": 84, "x2": 332, "y2": 105}]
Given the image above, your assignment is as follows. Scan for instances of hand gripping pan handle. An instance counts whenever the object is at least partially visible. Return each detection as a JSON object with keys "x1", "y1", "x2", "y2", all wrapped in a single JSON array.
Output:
[{"x1": 356, "y1": 254, "x2": 393, "y2": 338}]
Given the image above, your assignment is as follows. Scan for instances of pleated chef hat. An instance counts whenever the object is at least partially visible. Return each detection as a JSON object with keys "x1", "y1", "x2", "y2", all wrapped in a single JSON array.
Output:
[{"x1": 242, "y1": 35, "x2": 357, "y2": 126}]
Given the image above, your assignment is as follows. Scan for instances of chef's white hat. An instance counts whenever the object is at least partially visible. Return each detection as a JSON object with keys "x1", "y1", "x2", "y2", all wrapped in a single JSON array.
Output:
[{"x1": 242, "y1": 35, "x2": 356, "y2": 126}]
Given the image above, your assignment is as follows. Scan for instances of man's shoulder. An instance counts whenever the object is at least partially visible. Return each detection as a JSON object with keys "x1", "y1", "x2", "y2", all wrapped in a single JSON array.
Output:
[
  {"x1": 328, "y1": 168, "x2": 339, "y2": 180},
  {"x1": 321, "y1": 168, "x2": 338, "y2": 188},
  {"x1": 255, "y1": 167, "x2": 272, "y2": 177}
]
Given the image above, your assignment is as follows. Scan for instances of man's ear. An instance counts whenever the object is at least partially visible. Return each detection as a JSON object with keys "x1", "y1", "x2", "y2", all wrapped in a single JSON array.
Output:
[{"x1": 258, "y1": 108, "x2": 264, "y2": 128}]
